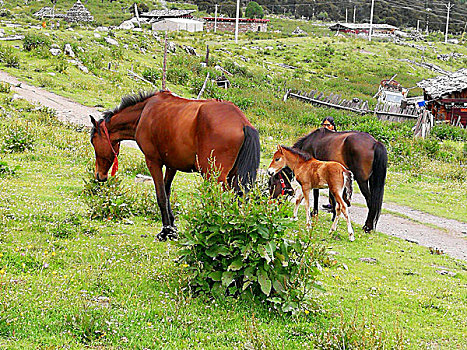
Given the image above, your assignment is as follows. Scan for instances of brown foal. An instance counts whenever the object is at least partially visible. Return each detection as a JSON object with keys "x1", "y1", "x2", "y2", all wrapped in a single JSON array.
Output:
[{"x1": 268, "y1": 145, "x2": 355, "y2": 241}]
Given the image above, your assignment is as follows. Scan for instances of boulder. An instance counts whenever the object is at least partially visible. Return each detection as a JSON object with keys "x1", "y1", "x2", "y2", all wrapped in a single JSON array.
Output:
[
  {"x1": 95, "y1": 26, "x2": 109, "y2": 32},
  {"x1": 104, "y1": 37, "x2": 119, "y2": 46},
  {"x1": 118, "y1": 20, "x2": 134, "y2": 30},
  {"x1": 64, "y1": 43, "x2": 75, "y2": 58},
  {"x1": 50, "y1": 48, "x2": 61, "y2": 56},
  {"x1": 94, "y1": 33, "x2": 101, "y2": 39}
]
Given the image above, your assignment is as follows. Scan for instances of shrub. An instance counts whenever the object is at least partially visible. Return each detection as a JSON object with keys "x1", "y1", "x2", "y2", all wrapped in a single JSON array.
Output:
[
  {"x1": 0, "y1": 160, "x2": 17, "y2": 177},
  {"x1": 23, "y1": 33, "x2": 51, "y2": 51},
  {"x1": 81, "y1": 168, "x2": 133, "y2": 221},
  {"x1": 167, "y1": 66, "x2": 191, "y2": 85},
  {"x1": 1, "y1": 124, "x2": 35, "y2": 153},
  {"x1": 178, "y1": 172, "x2": 324, "y2": 314},
  {"x1": 431, "y1": 123, "x2": 467, "y2": 142},
  {"x1": 0, "y1": 82, "x2": 10, "y2": 93},
  {"x1": 0, "y1": 45, "x2": 19, "y2": 68},
  {"x1": 141, "y1": 67, "x2": 161, "y2": 84}
]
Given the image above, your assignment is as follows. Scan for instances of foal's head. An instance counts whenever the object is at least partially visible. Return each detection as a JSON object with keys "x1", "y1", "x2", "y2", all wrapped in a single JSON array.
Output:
[
  {"x1": 89, "y1": 115, "x2": 120, "y2": 182},
  {"x1": 267, "y1": 145, "x2": 288, "y2": 176}
]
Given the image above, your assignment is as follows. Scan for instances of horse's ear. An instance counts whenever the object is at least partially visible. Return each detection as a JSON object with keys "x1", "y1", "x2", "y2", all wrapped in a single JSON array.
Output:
[
  {"x1": 90, "y1": 115, "x2": 97, "y2": 127},
  {"x1": 277, "y1": 145, "x2": 283, "y2": 153}
]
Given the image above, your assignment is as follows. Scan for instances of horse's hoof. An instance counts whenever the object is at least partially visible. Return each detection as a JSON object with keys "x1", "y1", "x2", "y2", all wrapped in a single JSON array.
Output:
[
  {"x1": 311, "y1": 210, "x2": 319, "y2": 217},
  {"x1": 363, "y1": 225, "x2": 373, "y2": 233},
  {"x1": 156, "y1": 226, "x2": 178, "y2": 242},
  {"x1": 349, "y1": 234, "x2": 355, "y2": 242}
]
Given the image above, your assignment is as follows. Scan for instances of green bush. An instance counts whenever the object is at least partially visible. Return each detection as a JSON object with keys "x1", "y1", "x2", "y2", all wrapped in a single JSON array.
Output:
[
  {"x1": 431, "y1": 123, "x2": 467, "y2": 142},
  {"x1": 0, "y1": 160, "x2": 17, "y2": 177},
  {"x1": 0, "y1": 82, "x2": 10, "y2": 93},
  {"x1": 0, "y1": 44, "x2": 19, "y2": 68},
  {"x1": 178, "y1": 173, "x2": 324, "y2": 314},
  {"x1": 23, "y1": 33, "x2": 51, "y2": 51},
  {"x1": 167, "y1": 66, "x2": 191, "y2": 85},
  {"x1": 1, "y1": 124, "x2": 35, "y2": 153},
  {"x1": 141, "y1": 67, "x2": 161, "y2": 84}
]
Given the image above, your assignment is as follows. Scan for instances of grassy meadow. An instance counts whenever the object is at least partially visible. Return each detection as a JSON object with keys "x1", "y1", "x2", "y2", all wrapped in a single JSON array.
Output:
[{"x1": 0, "y1": 3, "x2": 467, "y2": 348}]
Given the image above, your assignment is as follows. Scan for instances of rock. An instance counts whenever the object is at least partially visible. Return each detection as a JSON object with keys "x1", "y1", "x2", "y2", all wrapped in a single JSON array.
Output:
[
  {"x1": 135, "y1": 174, "x2": 152, "y2": 183},
  {"x1": 167, "y1": 41, "x2": 177, "y2": 53},
  {"x1": 64, "y1": 43, "x2": 75, "y2": 58},
  {"x1": 104, "y1": 37, "x2": 119, "y2": 46},
  {"x1": 119, "y1": 20, "x2": 134, "y2": 30},
  {"x1": 132, "y1": 28, "x2": 143, "y2": 32},
  {"x1": 94, "y1": 33, "x2": 101, "y2": 39},
  {"x1": 436, "y1": 270, "x2": 456, "y2": 277},
  {"x1": 182, "y1": 45, "x2": 198, "y2": 56},
  {"x1": 0, "y1": 29, "x2": 4, "y2": 37},
  {"x1": 50, "y1": 48, "x2": 61, "y2": 56},
  {"x1": 51, "y1": 43, "x2": 60, "y2": 49},
  {"x1": 359, "y1": 257, "x2": 377, "y2": 264},
  {"x1": 48, "y1": 72, "x2": 56, "y2": 76},
  {"x1": 264, "y1": 46, "x2": 274, "y2": 50},
  {"x1": 77, "y1": 62, "x2": 88, "y2": 73},
  {"x1": 11, "y1": 94, "x2": 23, "y2": 101},
  {"x1": 95, "y1": 26, "x2": 109, "y2": 32}
]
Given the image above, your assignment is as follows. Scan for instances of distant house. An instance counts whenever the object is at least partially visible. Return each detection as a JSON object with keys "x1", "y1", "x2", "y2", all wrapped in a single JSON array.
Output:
[
  {"x1": 329, "y1": 23, "x2": 398, "y2": 35},
  {"x1": 152, "y1": 18, "x2": 203, "y2": 32},
  {"x1": 140, "y1": 9, "x2": 195, "y2": 22},
  {"x1": 417, "y1": 68, "x2": 467, "y2": 127},
  {"x1": 204, "y1": 17, "x2": 269, "y2": 33}
]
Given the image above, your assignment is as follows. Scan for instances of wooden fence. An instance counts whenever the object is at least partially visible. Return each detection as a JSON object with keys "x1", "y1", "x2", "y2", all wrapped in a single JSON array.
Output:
[{"x1": 284, "y1": 89, "x2": 419, "y2": 122}]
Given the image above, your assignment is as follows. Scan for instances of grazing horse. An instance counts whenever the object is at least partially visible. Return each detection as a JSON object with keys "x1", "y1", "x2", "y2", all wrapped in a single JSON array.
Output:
[
  {"x1": 270, "y1": 128, "x2": 387, "y2": 233},
  {"x1": 90, "y1": 90, "x2": 260, "y2": 241},
  {"x1": 268, "y1": 145, "x2": 355, "y2": 241}
]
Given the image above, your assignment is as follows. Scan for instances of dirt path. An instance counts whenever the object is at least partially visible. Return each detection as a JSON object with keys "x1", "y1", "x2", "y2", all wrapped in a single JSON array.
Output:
[{"x1": 2, "y1": 70, "x2": 466, "y2": 261}]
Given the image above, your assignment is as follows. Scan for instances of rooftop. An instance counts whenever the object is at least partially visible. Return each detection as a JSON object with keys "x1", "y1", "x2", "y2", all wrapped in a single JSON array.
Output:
[
  {"x1": 140, "y1": 9, "x2": 195, "y2": 17},
  {"x1": 204, "y1": 17, "x2": 270, "y2": 23},
  {"x1": 417, "y1": 68, "x2": 467, "y2": 99},
  {"x1": 329, "y1": 22, "x2": 398, "y2": 30}
]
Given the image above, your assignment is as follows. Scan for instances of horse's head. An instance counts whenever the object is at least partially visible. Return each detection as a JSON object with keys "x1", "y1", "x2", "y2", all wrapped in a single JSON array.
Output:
[
  {"x1": 89, "y1": 116, "x2": 120, "y2": 182},
  {"x1": 268, "y1": 167, "x2": 294, "y2": 198},
  {"x1": 267, "y1": 145, "x2": 288, "y2": 176}
]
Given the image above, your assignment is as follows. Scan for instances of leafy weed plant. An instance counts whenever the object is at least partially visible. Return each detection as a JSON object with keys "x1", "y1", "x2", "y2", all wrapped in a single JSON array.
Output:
[
  {"x1": 178, "y1": 173, "x2": 325, "y2": 314},
  {"x1": 1, "y1": 123, "x2": 35, "y2": 153}
]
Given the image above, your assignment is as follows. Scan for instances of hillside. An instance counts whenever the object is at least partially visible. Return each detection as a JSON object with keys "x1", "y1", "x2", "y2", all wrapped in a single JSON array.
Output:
[{"x1": 193, "y1": 0, "x2": 467, "y2": 33}]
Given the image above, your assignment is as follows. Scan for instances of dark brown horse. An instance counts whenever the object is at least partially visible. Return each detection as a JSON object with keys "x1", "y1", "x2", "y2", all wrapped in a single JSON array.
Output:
[
  {"x1": 270, "y1": 128, "x2": 387, "y2": 232},
  {"x1": 90, "y1": 91, "x2": 260, "y2": 241}
]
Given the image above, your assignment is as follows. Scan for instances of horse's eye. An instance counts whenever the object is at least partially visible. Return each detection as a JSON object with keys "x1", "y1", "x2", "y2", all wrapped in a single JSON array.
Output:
[{"x1": 275, "y1": 158, "x2": 280, "y2": 162}]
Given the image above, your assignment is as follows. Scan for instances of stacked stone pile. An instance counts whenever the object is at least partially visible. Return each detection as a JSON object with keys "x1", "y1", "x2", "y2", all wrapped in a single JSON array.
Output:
[{"x1": 64, "y1": 0, "x2": 93, "y2": 23}]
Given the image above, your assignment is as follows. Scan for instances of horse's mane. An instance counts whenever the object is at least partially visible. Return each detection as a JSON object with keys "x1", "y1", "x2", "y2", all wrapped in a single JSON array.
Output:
[
  {"x1": 102, "y1": 90, "x2": 157, "y2": 122},
  {"x1": 282, "y1": 145, "x2": 313, "y2": 161}
]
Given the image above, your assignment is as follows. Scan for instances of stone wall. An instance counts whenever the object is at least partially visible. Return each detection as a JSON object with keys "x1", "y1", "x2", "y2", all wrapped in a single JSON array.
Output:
[{"x1": 205, "y1": 21, "x2": 267, "y2": 33}]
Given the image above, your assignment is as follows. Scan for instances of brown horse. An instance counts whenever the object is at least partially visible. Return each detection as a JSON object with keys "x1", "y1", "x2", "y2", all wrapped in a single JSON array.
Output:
[
  {"x1": 90, "y1": 91, "x2": 260, "y2": 241},
  {"x1": 270, "y1": 128, "x2": 387, "y2": 233},
  {"x1": 268, "y1": 145, "x2": 355, "y2": 241}
]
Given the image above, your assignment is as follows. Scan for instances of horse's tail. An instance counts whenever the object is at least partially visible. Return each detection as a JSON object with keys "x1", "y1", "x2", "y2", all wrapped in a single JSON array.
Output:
[
  {"x1": 234, "y1": 125, "x2": 260, "y2": 194},
  {"x1": 343, "y1": 169, "x2": 353, "y2": 207},
  {"x1": 368, "y1": 141, "x2": 388, "y2": 229}
]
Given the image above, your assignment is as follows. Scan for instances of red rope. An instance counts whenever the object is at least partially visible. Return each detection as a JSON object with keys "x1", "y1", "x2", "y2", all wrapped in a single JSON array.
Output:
[
  {"x1": 101, "y1": 121, "x2": 119, "y2": 176},
  {"x1": 278, "y1": 173, "x2": 286, "y2": 196}
]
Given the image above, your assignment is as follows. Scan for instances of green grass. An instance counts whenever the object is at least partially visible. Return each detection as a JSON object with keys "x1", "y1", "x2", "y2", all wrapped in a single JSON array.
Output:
[{"x1": 0, "y1": 84, "x2": 466, "y2": 349}]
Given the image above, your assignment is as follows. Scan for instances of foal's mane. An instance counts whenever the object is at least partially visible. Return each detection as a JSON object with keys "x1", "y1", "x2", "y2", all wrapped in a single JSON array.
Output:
[
  {"x1": 282, "y1": 146, "x2": 313, "y2": 161},
  {"x1": 102, "y1": 90, "x2": 157, "y2": 122}
]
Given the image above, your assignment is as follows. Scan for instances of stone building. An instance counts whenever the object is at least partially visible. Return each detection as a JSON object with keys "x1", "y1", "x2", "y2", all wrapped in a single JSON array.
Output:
[
  {"x1": 204, "y1": 17, "x2": 269, "y2": 33},
  {"x1": 417, "y1": 68, "x2": 467, "y2": 127},
  {"x1": 65, "y1": 0, "x2": 93, "y2": 23}
]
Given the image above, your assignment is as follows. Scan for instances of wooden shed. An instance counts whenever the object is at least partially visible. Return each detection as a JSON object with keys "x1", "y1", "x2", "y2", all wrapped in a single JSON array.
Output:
[{"x1": 417, "y1": 68, "x2": 467, "y2": 127}]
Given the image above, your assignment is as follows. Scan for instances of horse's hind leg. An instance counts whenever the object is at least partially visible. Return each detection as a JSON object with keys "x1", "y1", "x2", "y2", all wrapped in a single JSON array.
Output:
[
  {"x1": 312, "y1": 189, "x2": 319, "y2": 217},
  {"x1": 302, "y1": 185, "x2": 312, "y2": 227}
]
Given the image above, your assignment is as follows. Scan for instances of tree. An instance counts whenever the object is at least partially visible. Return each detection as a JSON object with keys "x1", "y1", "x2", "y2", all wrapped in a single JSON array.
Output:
[
  {"x1": 245, "y1": 1, "x2": 264, "y2": 19},
  {"x1": 316, "y1": 11, "x2": 328, "y2": 21}
]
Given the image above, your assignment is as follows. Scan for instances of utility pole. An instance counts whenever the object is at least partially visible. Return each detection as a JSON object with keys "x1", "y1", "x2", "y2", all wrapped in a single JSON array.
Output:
[
  {"x1": 417, "y1": 19, "x2": 420, "y2": 32},
  {"x1": 444, "y1": 1, "x2": 453, "y2": 44},
  {"x1": 214, "y1": 4, "x2": 218, "y2": 33},
  {"x1": 369, "y1": 0, "x2": 375, "y2": 41},
  {"x1": 235, "y1": 0, "x2": 240, "y2": 43},
  {"x1": 346, "y1": 8, "x2": 348, "y2": 23},
  {"x1": 353, "y1": 6, "x2": 356, "y2": 23},
  {"x1": 425, "y1": 0, "x2": 430, "y2": 34}
]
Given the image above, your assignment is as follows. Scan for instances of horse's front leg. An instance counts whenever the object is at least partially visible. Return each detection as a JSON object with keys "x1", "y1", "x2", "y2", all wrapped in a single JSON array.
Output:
[
  {"x1": 312, "y1": 188, "x2": 319, "y2": 217},
  {"x1": 164, "y1": 167, "x2": 177, "y2": 227},
  {"x1": 146, "y1": 159, "x2": 177, "y2": 241}
]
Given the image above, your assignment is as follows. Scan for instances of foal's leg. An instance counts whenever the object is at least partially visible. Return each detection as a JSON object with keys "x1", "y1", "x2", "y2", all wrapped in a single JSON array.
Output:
[
  {"x1": 164, "y1": 167, "x2": 177, "y2": 227},
  {"x1": 293, "y1": 187, "x2": 304, "y2": 219},
  {"x1": 340, "y1": 203, "x2": 355, "y2": 241},
  {"x1": 329, "y1": 190, "x2": 342, "y2": 232},
  {"x1": 302, "y1": 185, "x2": 312, "y2": 227},
  {"x1": 146, "y1": 159, "x2": 177, "y2": 241}
]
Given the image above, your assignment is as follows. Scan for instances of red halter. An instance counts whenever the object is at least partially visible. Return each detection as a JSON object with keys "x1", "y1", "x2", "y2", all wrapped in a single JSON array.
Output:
[
  {"x1": 278, "y1": 172, "x2": 286, "y2": 196},
  {"x1": 101, "y1": 121, "x2": 119, "y2": 176}
]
